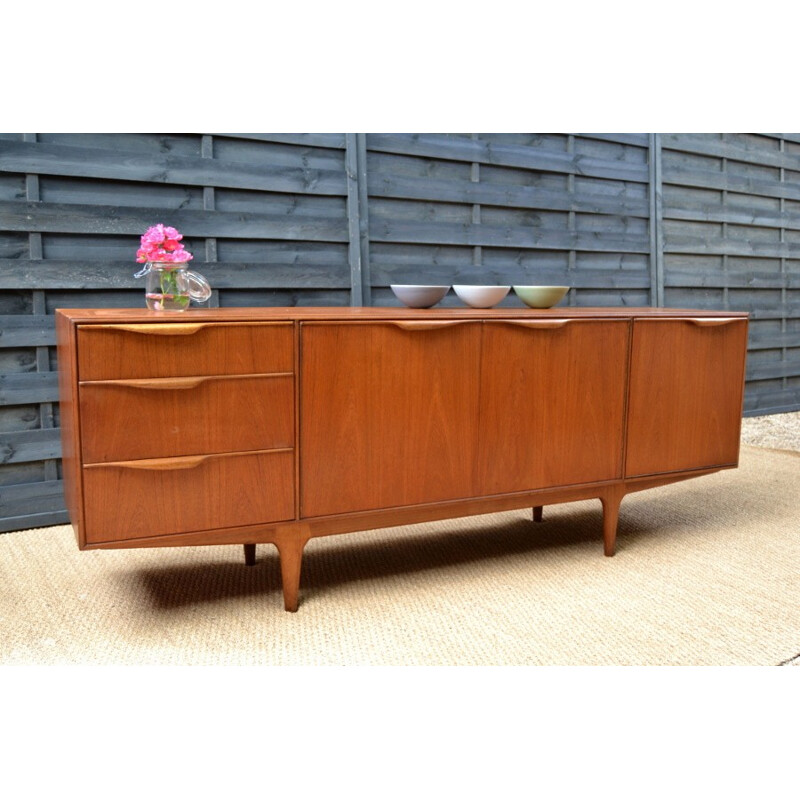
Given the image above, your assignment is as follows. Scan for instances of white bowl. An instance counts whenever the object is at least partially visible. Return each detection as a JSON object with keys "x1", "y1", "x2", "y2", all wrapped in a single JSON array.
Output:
[
  {"x1": 452, "y1": 285, "x2": 510, "y2": 309},
  {"x1": 513, "y1": 285, "x2": 570, "y2": 309},
  {"x1": 390, "y1": 284, "x2": 450, "y2": 308}
]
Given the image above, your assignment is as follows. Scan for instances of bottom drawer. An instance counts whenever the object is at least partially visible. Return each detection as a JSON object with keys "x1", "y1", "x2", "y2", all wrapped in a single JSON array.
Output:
[{"x1": 82, "y1": 449, "x2": 294, "y2": 544}]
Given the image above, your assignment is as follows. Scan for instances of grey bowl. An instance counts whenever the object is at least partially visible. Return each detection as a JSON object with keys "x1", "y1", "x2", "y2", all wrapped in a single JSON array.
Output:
[{"x1": 390, "y1": 285, "x2": 450, "y2": 308}]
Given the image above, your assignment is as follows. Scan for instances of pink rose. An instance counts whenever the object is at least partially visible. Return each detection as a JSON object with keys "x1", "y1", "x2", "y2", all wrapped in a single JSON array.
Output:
[{"x1": 136, "y1": 224, "x2": 192, "y2": 263}]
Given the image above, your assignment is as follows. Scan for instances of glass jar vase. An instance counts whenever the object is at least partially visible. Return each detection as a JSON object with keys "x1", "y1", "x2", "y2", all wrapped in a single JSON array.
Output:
[{"x1": 139, "y1": 263, "x2": 212, "y2": 311}]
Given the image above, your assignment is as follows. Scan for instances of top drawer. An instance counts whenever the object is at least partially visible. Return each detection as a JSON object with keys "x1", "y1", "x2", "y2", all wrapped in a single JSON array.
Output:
[{"x1": 77, "y1": 322, "x2": 294, "y2": 380}]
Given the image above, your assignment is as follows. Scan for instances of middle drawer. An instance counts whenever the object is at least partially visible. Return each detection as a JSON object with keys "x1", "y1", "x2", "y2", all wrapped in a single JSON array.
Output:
[{"x1": 79, "y1": 373, "x2": 294, "y2": 463}]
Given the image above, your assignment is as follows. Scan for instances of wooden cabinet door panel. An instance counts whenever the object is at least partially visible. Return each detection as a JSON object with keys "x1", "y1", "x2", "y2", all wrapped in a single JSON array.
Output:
[
  {"x1": 626, "y1": 318, "x2": 748, "y2": 477},
  {"x1": 300, "y1": 322, "x2": 482, "y2": 517},
  {"x1": 83, "y1": 450, "x2": 295, "y2": 544},
  {"x1": 478, "y1": 319, "x2": 629, "y2": 494},
  {"x1": 80, "y1": 374, "x2": 294, "y2": 463},
  {"x1": 78, "y1": 322, "x2": 294, "y2": 380}
]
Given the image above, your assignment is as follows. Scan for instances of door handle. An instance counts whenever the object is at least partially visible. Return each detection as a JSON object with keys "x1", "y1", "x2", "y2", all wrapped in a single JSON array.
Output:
[
  {"x1": 492, "y1": 319, "x2": 572, "y2": 330},
  {"x1": 91, "y1": 454, "x2": 211, "y2": 471},
  {"x1": 386, "y1": 321, "x2": 474, "y2": 331},
  {"x1": 92, "y1": 323, "x2": 207, "y2": 336},
  {"x1": 685, "y1": 318, "x2": 743, "y2": 327},
  {"x1": 81, "y1": 373, "x2": 292, "y2": 390}
]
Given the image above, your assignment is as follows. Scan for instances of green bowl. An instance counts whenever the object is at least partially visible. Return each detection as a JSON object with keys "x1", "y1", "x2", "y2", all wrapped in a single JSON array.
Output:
[{"x1": 513, "y1": 286, "x2": 569, "y2": 309}]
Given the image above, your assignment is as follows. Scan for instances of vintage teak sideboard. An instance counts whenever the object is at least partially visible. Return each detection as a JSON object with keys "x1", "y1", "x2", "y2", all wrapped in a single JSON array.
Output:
[{"x1": 55, "y1": 307, "x2": 749, "y2": 611}]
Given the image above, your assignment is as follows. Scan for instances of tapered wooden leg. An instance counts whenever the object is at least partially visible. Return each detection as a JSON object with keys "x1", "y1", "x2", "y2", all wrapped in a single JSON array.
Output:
[
  {"x1": 600, "y1": 487, "x2": 625, "y2": 557},
  {"x1": 243, "y1": 543, "x2": 256, "y2": 566},
  {"x1": 274, "y1": 533, "x2": 308, "y2": 612},
  {"x1": 533, "y1": 505, "x2": 543, "y2": 523}
]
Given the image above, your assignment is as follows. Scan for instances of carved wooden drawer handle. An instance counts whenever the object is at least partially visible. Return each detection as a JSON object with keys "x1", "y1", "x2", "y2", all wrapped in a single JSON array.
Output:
[
  {"x1": 86, "y1": 373, "x2": 293, "y2": 391},
  {"x1": 387, "y1": 321, "x2": 474, "y2": 331},
  {"x1": 685, "y1": 318, "x2": 743, "y2": 327},
  {"x1": 89, "y1": 448, "x2": 293, "y2": 471},
  {"x1": 97, "y1": 454, "x2": 210, "y2": 471},
  {"x1": 109, "y1": 376, "x2": 210, "y2": 390},
  {"x1": 94, "y1": 323, "x2": 207, "y2": 336},
  {"x1": 494, "y1": 319, "x2": 572, "y2": 330}
]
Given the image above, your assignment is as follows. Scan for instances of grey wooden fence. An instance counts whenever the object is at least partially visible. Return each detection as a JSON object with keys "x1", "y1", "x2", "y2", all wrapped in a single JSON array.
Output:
[{"x1": 0, "y1": 132, "x2": 798, "y2": 532}]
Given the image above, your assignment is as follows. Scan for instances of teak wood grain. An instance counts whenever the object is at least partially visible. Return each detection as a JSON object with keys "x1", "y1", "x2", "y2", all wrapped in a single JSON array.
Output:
[
  {"x1": 625, "y1": 318, "x2": 748, "y2": 477},
  {"x1": 299, "y1": 321, "x2": 482, "y2": 517},
  {"x1": 82, "y1": 449, "x2": 294, "y2": 544},
  {"x1": 77, "y1": 321, "x2": 294, "y2": 380},
  {"x1": 54, "y1": 307, "x2": 749, "y2": 612},
  {"x1": 79, "y1": 373, "x2": 294, "y2": 463},
  {"x1": 477, "y1": 319, "x2": 629, "y2": 494}
]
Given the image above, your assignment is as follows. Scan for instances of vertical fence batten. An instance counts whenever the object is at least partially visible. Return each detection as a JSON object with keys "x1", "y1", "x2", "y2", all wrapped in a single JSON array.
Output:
[
  {"x1": 0, "y1": 131, "x2": 798, "y2": 531},
  {"x1": 345, "y1": 133, "x2": 363, "y2": 306},
  {"x1": 649, "y1": 133, "x2": 665, "y2": 307},
  {"x1": 355, "y1": 133, "x2": 372, "y2": 306}
]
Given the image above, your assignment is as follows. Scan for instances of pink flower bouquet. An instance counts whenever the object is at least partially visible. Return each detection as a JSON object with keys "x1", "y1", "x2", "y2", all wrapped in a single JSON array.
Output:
[{"x1": 136, "y1": 223, "x2": 193, "y2": 264}]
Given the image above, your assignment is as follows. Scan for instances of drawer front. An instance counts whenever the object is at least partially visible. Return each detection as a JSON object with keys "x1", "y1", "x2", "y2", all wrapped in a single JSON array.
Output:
[
  {"x1": 82, "y1": 450, "x2": 295, "y2": 544},
  {"x1": 79, "y1": 374, "x2": 294, "y2": 463},
  {"x1": 77, "y1": 322, "x2": 294, "y2": 380}
]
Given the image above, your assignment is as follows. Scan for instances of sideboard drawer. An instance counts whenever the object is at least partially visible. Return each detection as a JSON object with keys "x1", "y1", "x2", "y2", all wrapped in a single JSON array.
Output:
[
  {"x1": 77, "y1": 322, "x2": 294, "y2": 380},
  {"x1": 79, "y1": 374, "x2": 294, "y2": 463},
  {"x1": 82, "y1": 449, "x2": 295, "y2": 544}
]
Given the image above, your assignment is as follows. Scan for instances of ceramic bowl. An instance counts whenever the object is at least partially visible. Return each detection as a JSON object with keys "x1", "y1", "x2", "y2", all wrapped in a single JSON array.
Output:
[
  {"x1": 452, "y1": 285, "x2": 510, "y2": 309},
  {"x1": 390, "y1": 285, "x2": 450, "y2": 308},
  {"x1": 513, "y1": 285, "x2": 570, "y2": 308}
]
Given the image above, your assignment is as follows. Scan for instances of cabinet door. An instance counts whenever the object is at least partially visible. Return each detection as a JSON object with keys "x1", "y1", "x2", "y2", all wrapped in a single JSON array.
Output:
[
  {"x1": 478, "y1": 319, "x2": 630, "y2": 495},
  {"x1": 626, "y1": 318, "x2": 748, "y2": 477},
  {"x1": 300, "y1": 321, "x2": 482, "y2": 517}
]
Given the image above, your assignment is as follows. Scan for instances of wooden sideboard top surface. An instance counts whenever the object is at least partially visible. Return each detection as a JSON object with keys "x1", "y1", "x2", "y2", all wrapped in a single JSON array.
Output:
[{"x1": 55, "y1": 307, "x2": 749, "y2": 324}]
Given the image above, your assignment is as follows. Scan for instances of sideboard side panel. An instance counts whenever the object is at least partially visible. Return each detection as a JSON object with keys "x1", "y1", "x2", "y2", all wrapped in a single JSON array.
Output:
[{"x1": 55, "y1": 311, "x2": 85, "y2": 547}]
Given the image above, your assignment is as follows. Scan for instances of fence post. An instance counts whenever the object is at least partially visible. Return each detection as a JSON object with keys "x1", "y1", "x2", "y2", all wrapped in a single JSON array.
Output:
[
  {"x1": 649, "y1": 133, "x2": 665, "y2": 307},
  {"x1": 345, "y1": 133, "x2": 363, "y2": 306}
]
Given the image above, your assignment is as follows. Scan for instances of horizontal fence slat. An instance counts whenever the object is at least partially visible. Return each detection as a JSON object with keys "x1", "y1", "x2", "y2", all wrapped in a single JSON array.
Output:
[
  {"x1": 0, "y1": 372, "x2": 60, "y2": 404},
  {"x1": 746, "y1": 359, "x2": 800, "y2": 382},
  {"x1": 664, "y1": 200, "x2": 800, "y2": 232},
  {"x1": 664, "y1": 236, "x2": 800, "y2": 259},
  {"x1": 0, "y1": 200, "x2": 350, "y2": 242},
  {"x1": 0, "y1": 314, "x2": 56, "y2": 347},
  {"x1": 0, "y1": 510, "x2": 69, "y2": 533},
  {"x1": 0, "y1": 478, "x2": 64, "y2": 510},
  {"x1": 211, "y1": 133, "x2": 347, "y2": 149},
  {"x1": 664, "y1": 269, "x2": 800, "y2": 290},
  {"x1": 748, "y1": 332, "x2": 800, "y2": 350},
  {"x1": 661, "y1": 134, "x2": 800, "y2": 171},
  {"x1": 0, "y1": 260, "x2": 351, "y2": 290},
  {"x1": 370, "y1": 219, "x2": 650, "y2": 252},
  {"x1": 662, "y1": 164, "x2": 800, "y2": 203},
  {"x1": 0, "y1": 140, "x2": 348, "y2": 196},
  {"x1": 574, "y1": 133, "x2": 651, "y2": 147},
  {"x1": 367, "y1": 172, "x2": 649, "y2": 217},
  {"x1": 743, "y1": 386, "x2": 800, "y2": 416},
  {"x1": 0, "y1": 428, "x2": 61, "y2": 464},
  {"x1": 367, "y1": 134, "x2": 650, "y2": 183}
]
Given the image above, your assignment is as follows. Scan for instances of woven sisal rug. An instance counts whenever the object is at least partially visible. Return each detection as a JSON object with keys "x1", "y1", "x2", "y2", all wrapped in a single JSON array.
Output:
[{"x1": 1, "y1": 444, "x2": 798, "y2": 666}]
